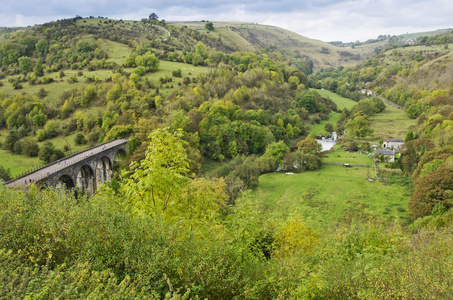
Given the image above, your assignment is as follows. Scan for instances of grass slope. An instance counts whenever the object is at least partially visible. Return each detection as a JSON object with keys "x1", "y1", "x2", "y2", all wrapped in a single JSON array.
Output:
[
  {"x1": 169, "y1": 21, "x2": 368, "y2": 70},
  {"x1": 312, "y1": 89, "x2": 416, "y2": 142},
  {"x1": 315, "y1": 89, "x2": 356, "y2": 110},
  {"x1": 309, "y1": 89, "x2": 356, "y2": 135},
  {"x1": 369, "y1": 103, "x2": 416, "y2": 141},
  {"x1": 257, "y1": 149, "x2": 410, "y2": 230}
]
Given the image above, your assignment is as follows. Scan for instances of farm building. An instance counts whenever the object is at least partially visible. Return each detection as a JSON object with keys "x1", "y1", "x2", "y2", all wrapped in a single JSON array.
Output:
[{"x1": 382, "y1": 138, "x2": 404, "y2": 150}]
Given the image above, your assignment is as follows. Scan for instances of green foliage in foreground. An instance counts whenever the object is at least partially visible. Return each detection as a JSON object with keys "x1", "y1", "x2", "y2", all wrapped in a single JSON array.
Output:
[
  {"x1": 1, "y1": 183, "x2": 453, "y2": 299},
  {"x1": 1, "y1": 127, "x2": 453, "y2": 299}
]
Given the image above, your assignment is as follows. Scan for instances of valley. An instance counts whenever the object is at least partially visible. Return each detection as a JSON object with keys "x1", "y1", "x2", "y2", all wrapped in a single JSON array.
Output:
[{"x1": 0, "y1": 16, "x2": 452, "y2": 299}]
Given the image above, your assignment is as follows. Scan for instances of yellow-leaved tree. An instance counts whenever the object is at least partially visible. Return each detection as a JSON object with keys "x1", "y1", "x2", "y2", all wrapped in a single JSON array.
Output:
[
  {"x1": 273, "y1": 217, "x2": 317, "y2": 258},
  {"x1": 121, "y1": 128, "x2": 227, "y2": 223}
]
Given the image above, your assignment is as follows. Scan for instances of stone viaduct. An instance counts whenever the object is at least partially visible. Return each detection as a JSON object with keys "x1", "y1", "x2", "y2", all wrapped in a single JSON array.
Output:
[{"x1": 7, "y1": 139, "x2": 128, "y2": 196}]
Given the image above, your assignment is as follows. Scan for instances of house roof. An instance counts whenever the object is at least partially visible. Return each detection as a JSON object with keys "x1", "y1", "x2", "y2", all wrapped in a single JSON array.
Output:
[
  {"x1": 383, "y1": 138, "x2": 404, "y2": 143},
  {"x1": 375, "y1": 150, "x2": 395, "y2": 156},
  {"x1": 391, "y1": 139, "x2": 404, "y2": 143}
]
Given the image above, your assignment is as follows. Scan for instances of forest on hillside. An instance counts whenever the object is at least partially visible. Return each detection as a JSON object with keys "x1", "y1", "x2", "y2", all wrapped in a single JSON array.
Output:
[{"x1": 0, "y1": 17, "x2": 453, "y2": 298}]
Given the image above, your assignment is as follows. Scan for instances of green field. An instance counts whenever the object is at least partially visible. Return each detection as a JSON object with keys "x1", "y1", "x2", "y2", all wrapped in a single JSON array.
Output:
[
  {"x1": 0, "y1": 60, "x2": 208, "y2": 108},
  {"x1": 315, "y1": 89, "x2": 357, "y2": 110},
  {"x1": 369, "y1": 103, "x2": 416, "y2": 141},
  {"x1": 0, "y1": 149, "x2": 42, "y2": 177},
  {"x1": 309, "y1": 89, "x2": 356, "y2": 135},
  {"x1": 323, "y1": 147, "x2": 373, "y2": 165},
  {"x1": 313, "y1": 89, "x2": 416, "y2": 142},
  {"x1": 255, "y1": 149, "x2": 410, "y2": 230}
]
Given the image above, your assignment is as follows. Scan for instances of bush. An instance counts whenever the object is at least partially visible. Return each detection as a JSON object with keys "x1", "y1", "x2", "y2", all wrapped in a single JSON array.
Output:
[
  {"x1": 0, "y1": 166, "x2": 11, "y2": 181},
  {"x1": 348, "y1": 141, "x2": 359, "y2": 152},
  {"x1": 74, "y1": 133, "x2": 88, "y2": 145},
  {"x1": 172, "y1": 68, "x2": 182, "y2": 77},
  {"x1": 38, "y1": 142, "x2": 56, "y2": 163},
  {"x1": 21, "y1": 137, "x2": 40, "y2": 157}
]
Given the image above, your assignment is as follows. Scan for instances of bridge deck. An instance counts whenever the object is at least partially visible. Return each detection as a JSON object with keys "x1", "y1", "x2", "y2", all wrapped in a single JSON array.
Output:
[{"x1": 7, "y1": 139, "x2": 127, "y2": 188}]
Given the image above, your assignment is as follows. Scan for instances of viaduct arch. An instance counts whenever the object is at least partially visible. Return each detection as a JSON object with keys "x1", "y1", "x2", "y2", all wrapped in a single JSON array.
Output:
[{"x1": 7, "y1": 139, "x2": 128, "y2": 196}]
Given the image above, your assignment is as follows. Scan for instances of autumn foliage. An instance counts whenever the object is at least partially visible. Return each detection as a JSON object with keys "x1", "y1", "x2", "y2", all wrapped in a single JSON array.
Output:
[{"x1": 409, "y1": 168, "x2": 453, "y2": 219}]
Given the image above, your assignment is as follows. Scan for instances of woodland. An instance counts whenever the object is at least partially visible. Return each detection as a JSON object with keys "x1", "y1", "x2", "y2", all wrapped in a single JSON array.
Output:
[{"x1": 0, "y1": 16, "x2": 453, "y2": 299}]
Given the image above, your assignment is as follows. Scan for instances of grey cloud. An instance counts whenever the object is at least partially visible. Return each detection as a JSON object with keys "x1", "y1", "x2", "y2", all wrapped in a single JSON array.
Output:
[{"x1": 0, "y1": 0, "x2": 452, "y2": 42}]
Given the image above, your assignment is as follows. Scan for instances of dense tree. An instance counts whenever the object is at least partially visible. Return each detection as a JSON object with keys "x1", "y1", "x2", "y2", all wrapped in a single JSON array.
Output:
[
  {"x1": 263, "y1": 140, "x2": 290, "y2": 165},
  {"x1": 405, "y1": 130, "x2": 415, "y2": 142},
  {"x1": 33, "y1": 58, "x2": 44, "y2": 76},
  {"x1": 205, "y1": 22, "x2": 214, "y2": 31},
  {"x1": 18, "y1": 56, "x2": 32, "y2": 72},
  {"x1": 148, "y1": 13, "x2": 159, "y2": 20},
  {"x1": 324, "y1": 122, "x2": 334, "y2": 133},
  {"x1": 135, "y1": 52, "x2": 159, "y2": 70},
  {"x1": 38, "y1": 141, "x2": 63, "y2": 163},
  {"x1": 297, "y1": 136, "x2": 321, "y2": 154},
  {"x1": 400, "y1": 139, "x2": 435, "y2": 175},
  {"x1": 74, "y1": 133, "x2": 88, "y2": 145},
  {"x1": 410, "y1": 146, "x2": 453, "y2": 182},
  {"x1": 3, "y1": 130, "x2": 19, "y2": 152},
  {"x1": 21, "y1": 137, "x2": 40, "y2": 157},
  {"x1": 296, "y1": 90, "x2": 316, "y2": 113},
  {"x1": 121, "y1": 129, "x2": 191, "y2": 216},
  {"x1": 409, "y1": 168, "x2": 453, "y2": 219},
  {"x1": 0, "y1": 166, "x2": 11, "y2": 182},
  {"x1": 346, "y1": 112, "x2": 373, "y2": 139}
]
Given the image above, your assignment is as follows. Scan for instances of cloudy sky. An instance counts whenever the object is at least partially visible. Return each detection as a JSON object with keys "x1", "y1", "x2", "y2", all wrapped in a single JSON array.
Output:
[{"x1": 1, "y1": 0, "x2": 452, "y2": 42}]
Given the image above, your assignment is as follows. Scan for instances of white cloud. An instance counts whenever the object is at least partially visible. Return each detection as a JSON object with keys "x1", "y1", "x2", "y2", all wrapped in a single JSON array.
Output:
[{"x1": 0, "y1": 0, "x2": 452, "y2": 42}]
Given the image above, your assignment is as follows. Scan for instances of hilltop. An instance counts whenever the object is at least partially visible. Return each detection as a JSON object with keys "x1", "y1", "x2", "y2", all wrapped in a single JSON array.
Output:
[{"x1": 169, "y1": 21, "x2": 368, "y2": 70}]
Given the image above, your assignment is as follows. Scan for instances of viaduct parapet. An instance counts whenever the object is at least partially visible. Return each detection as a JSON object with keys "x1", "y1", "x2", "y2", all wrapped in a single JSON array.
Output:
[{"x1": 7, "y1": 139, "x2": 128, "y2": 196}]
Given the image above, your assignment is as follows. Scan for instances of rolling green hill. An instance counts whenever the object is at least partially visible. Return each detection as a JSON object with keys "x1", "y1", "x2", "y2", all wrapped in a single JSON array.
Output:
[
  {"x1": 2, "y1": 17, "x2": 453, "y2": 299},
  {"x1": 170, "y1": 21, "x2": 368, "y2": 71}
]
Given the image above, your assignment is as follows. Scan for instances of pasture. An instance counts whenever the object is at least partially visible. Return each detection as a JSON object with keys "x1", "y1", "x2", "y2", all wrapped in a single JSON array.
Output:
[{"x1": 256, "y1": 149, "x2": 411, "y2": 231}]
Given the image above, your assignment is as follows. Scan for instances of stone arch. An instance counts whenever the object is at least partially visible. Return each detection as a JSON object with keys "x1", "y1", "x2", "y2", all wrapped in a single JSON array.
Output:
[
  {"x1": 76, "y1": 165, "x2": 96, "y2": 196},
  {"x1": 113, "y1": 148, "x2": 127, "y2": 174},
  {"x1": 96, "y1": 156, "x2": 112, "y2": 184},
  {"x1": 56, "y1": 174, "x2": 75, "y2": 190}
]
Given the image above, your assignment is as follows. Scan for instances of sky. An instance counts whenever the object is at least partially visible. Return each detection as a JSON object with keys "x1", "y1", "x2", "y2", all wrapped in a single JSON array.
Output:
[{"x1": 1, "y1": 0, "x2": 452, "y2": 42}]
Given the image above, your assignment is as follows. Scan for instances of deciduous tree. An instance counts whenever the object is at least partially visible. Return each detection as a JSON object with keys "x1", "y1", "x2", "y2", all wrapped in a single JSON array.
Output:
[
  {"x1": 409, "y1": 168, "x2": 453, "y2": 219},
  {"x1": 204, "y1": 22, "x2": 214, "y2": 31},
  {"x1": 121, "y1": 129, "x2": 191, "y2": 216},
  {"x1": 346, "y1": 111, "x2": 373, "y2": 139}
]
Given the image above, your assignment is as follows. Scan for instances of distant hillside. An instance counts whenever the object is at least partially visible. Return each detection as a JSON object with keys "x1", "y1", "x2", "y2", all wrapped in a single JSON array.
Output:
[
  {"x1": 0, "y1": 27, "x2": 25, "y2": 42},
  {"x1": 312, "y1": 28, "x2": 453, "y2": 119},
  {"x1": 169, "y1": 21, "x2": 368, "y2": 71},
  {"x1": 332, "y1": 28, "x2": 453, "y2": 54}
]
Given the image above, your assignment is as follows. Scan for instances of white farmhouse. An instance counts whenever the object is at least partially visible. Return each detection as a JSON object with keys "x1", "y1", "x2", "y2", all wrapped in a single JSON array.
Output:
[{"x1": 382, "y1": 138, "x2": 404, "y2": 150}]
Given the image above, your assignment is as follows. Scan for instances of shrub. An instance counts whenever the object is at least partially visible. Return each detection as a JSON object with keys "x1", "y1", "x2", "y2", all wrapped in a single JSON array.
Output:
[
  {"x1": 0, "y1": 166, "x2": 11, "y2": 181},
  {"x1": 21, "y1": 137, "x2": 40, "y2": 157},
  {"x1": 74, "y1": 133, "x2": 88, "y2": 145}
]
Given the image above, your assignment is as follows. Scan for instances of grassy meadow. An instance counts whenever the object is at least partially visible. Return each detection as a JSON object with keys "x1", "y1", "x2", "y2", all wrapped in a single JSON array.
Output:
[
  {"x1": 313, "y1": 89, "x2": 416, "y2": 142},
  {"x1": 369, "y1": 103, "x2": 416, "y2": 141},
  {"x1": 1, "y1": 59, "x2": 208, "y2": 109},
  {"x1": 315, "y1": 89, "x2": 356, "y2": 110},
  {"x1": 255, "y1": 149, "x2": 410, "y2": 231},
  {"x1": 0, "y1": 149, "x2": 42, "y2": 176},
  {"x1": 310, "y1": 89, "x2": 356, "y2": 135},
  {"x1": 170, "y1": 21, "x2": 368, "y2": 70}
]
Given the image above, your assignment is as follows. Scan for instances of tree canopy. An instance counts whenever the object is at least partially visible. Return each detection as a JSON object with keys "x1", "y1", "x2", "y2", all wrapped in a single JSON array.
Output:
[{"x1": 346, "y1": 111, "x2": 373, "y2": 139}]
